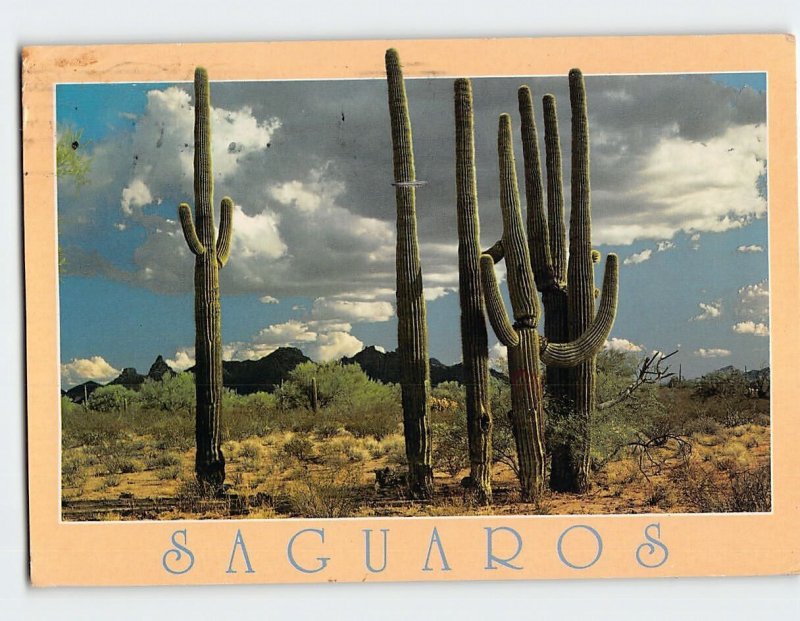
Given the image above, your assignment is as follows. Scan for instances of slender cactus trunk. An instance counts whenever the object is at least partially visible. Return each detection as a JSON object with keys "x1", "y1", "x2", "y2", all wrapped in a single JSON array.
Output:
[
  {"x1": 385, "y1": 49, "x2": 433, "y2": 500},
  {"x1": 454, "y1": 79, "x2": 493, "y2": 504}
]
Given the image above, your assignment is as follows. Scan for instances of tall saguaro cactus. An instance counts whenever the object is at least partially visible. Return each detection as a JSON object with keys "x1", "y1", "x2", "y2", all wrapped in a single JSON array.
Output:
[
  {"x1": 385, "y1": 49, "x2": 433, "y2": 500},
  {"x1": 178, "y1": 67, "x2": 234, "y2": 493},
  {"x1": 517, "y1": 70, "x2": 601, "y2": 492},
  {"x1": 454, "y1": 78, "x2": 493, "y2": 504},
  {"x1": 480, "y1": 113, "x2": 618, "y2": 500}
]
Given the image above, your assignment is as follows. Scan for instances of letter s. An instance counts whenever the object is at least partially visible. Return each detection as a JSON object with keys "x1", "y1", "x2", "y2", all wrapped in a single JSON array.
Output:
[
  {"x1": 636, "y1": 523, "x2": 669, "y2": 569},
  {"x1": 162, "y1": 529, "x2": 195, "y2": 575}
]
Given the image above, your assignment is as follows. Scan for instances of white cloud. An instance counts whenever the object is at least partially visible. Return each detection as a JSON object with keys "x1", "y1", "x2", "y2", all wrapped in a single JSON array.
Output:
[
  {"x1": 309, "y1": 331, "x2": 364, "y2": 361},
  {"x1": 424, "y1": 286, "x2": 458, "y2": 301},
  {"x1": 691, "y1": 301, "x2": 722, "y2": 321},
  {"x1": 120, "y1": 179, "x2": 153, "y2": 215},
  {"x1": 166, "y1": 348, "x2": 195, "y2": 371},
  {"x1": 595, "y1": 123, "x2": 766, "y2": 245},
  {"x1": 737, "y1": 280, "x2": 769, "y2": 322},
  {"x1": 229, "y1": 204, "x2": 287, "y2": 260},
  {"x1": 311, "y1": 297, "x2": 393, "y2": 323},
  {"x1": 604, "y1": 337, "x2": 643, "y2": 353},
  {"x1": 259, "y1": 295, "x2": 279, "y2": 304},
  {"x1": 694, "y1": 348, "x2": 731, "y2": 358},
  {"x1": 737, "y1": 244, "x2": 764, "y2": 253},
  {"x1": 61, "y1": 356, "x2": 120, "y2": 388},
  {"x1": 489, "y1": 342, "x2": 508, "y2": 371},
  {"x1": 732, "y1": 321, "x2": 769, "y2": 337},
  {"x1": 623, "y1": 249, "x2": 652, "y2": 265},
  {"x1": 656, "y1": 240, "x2": 675, "y2": 252}
]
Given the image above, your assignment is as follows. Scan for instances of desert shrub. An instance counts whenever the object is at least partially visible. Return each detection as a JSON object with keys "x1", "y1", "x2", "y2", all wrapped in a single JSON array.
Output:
[
  {"x1": 146, "y1": 452, "x2": 181, "y2": 469},
  {"x1": 156, "y1": 465, "x2": 182, "y2": 480},
  {"x1": 323, "y1": 435, "x2": 369, "y2": 465},
  {"x1": 379, "y1": 435, "x2": 407, "y2": 467},
  {"x1": 277, "y1": 362, "x2": 402, "y2": 439},
  {"x1": 62, "y1": 454, "x2": 87, "y2": 488},
  {"x1": 238, "y1": 440, "x2": 263, "y2": 471},
  {"x1": 138, "y1": 373, "x2": 195, "y2": 414},
  {"x1": 103, "y1": 474, "x2": 122, "y2": 488},
  {"x1": 282, "y1": 434, "x2": 317, "y2": 463},
  {"x1": 684, "y1": 415, "x2": 721, "y2": 436},
  {"x1": 87, "y1": 385, "x2": 138, "y2": 413},
  {"x1": 670, "y1": 460, "x2": 771, "y2": 513},
  {"x1": 103, "y1": 455, "x2": 140, "y2": 474},
  {"x1": 288, "y1": 465, "x2": 363, "y2": 518},
  {"x1": 431, "y1": 410, "x2": 470, "y2": 477},
  {"x1": 150, "y1": 413, "x2": 194, "y2": 450}
]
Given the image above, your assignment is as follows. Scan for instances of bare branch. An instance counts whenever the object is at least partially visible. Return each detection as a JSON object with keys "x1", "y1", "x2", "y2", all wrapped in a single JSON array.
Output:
[{"x1": 597, "y1": 349, "x2": 678, "y2": 411}]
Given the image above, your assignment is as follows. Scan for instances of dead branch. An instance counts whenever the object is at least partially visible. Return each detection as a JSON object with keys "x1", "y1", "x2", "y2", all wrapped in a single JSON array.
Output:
[{"x1": 597, "y1": 349, "x2": 678, "y2": 411}]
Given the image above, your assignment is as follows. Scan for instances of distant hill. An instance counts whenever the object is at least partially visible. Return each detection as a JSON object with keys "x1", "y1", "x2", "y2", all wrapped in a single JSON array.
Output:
[
  {"x1": 341, "y1": 345, "x2": 506, "y2": 386},
  {"x1": 216, "y1": 346, "x2": 311, "y2": 394},
  {"x1": 63, "y1": 345, "x2": 512, "y2": 403}
]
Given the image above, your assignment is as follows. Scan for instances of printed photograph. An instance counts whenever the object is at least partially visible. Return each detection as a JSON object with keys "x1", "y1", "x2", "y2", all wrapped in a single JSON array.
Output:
[{"x1": 56, "y1": 51, "x2": 770, "y2": 521}]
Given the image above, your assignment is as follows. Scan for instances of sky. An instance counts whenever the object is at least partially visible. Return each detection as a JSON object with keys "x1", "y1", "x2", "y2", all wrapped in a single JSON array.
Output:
[{"x1": 56, "y1": 70, "x2": 769, "y2": 388}]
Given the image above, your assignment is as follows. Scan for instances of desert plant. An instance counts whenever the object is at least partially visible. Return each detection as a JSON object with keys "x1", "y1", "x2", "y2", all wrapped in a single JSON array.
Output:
[
  {"x1": 178, "y1": 67, "x2": 235, "y2": 493},
  {"x1": 385, "y1": 49, "x2": 433, "y2": 500},
  {"x1": 87, "y1": 385, "x2": 137, "y2": 413},
  {"x1": 479, "y1": 110, "x2": 618, "y2": 500},
  {"x1": 515, "y1": 71, "x2": 607, "y2": 492},
  {"x1": 453, "y1": 78, "x2": 493, "y2": 504}
]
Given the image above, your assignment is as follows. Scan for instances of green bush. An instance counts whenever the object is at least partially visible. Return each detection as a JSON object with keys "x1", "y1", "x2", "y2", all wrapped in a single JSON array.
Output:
[
  {"x1": 87, "y1": 385, "x2": 138, "y2": 413},
  {"x1": 138, "y1": 373, "x2": 195, "y2": 414}
]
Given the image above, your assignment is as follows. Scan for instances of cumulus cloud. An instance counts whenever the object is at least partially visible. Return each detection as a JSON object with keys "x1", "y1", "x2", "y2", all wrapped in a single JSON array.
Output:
[
  {"x1": 120, "y1": 178, "x2": 153, "y2": 215},
  {"x1": 694, "y1": 348, "x2": 731, "y2": 358},
  {"x1": 604, "y1": 337, "x2": 643, "y2": 353},
  {"x1": 737, "y1": 244, "x2": 764, "y2": 253},
  {"x1": 61, "y1": 356, "x2": 120, "y2": 388},
  {"x1": 311, "y1": 297, "x2": 393, "y2": 323},
  {"x1": 732, "y1": 321, "x2": 769, "y2": 337},
  {"x1": 737, "y1": 280, "x2": 769, "y2": 322},
  {"x1": 259, "y1": 295, "x2": 279, "y2": 304},
  {"x1": 623, "y1": 249, "x2": 652, "y2": 265},
  {"x1": 166, "y1": 348, "x2": 195, "y2": 372},
  {"x1": 656, "y1": 240, "x2": 675, "y2": 252},
  {"x1": 489, "y1": 342, "x2": 508, "y2": 371},
  {"x1": 691, "y1": 301, "x2": 722, "y2": 321}
]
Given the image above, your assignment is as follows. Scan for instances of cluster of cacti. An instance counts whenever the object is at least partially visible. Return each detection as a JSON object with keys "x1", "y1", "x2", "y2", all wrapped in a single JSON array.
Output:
[
  {"x1": 517, "y1": 70, "x2": 601, "y2": 492},
  {"x1": 178, "y1": 67, "x2": 235, "y2": 493},
  {"x1": 387, "y1": 49, "x2": 619, "y2": 502},
  {"x1": 385, "y1": 49, "x2": 434, "y2": 500},
  {"x1": 454, "y1": 78, "x2": 494, "y2": 505},
  {"x1": 477, "y1": 111, "x2": 618, "y2": 499}
]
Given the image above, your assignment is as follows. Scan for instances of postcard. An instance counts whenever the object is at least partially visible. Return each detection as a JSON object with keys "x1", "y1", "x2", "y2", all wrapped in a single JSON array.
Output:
[{"x1": 22, "y1": 34, "x2": 798, "y2": 586}]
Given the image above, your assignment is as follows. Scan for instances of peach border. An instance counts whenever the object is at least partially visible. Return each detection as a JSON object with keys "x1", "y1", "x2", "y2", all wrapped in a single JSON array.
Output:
[{"x1": 22, "y1": 34, "x2": 798, "y2": 586}]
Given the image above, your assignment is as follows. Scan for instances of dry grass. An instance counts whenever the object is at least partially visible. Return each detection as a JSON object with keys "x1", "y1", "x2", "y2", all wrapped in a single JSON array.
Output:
[{"x1": 61, "y1": 418, "x2": 771, "y2": 521}]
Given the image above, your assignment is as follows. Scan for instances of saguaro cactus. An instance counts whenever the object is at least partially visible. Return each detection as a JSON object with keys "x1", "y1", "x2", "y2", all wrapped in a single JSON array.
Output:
[
  {"x1": 480, "y1": 113, "x2": 618, "y2": 500},
  {"x1": 454, "y1": 78, "x2": 493, "y2": 504},
  {"x1": 385, "y1": 49, "x2": 433, "y2": 500},
  {"x1": 517, "y1": 70, "x2": 602, "y2": 492},
  {"x1": 178, "y1": 67, "x2": 234, "y2": 493}
]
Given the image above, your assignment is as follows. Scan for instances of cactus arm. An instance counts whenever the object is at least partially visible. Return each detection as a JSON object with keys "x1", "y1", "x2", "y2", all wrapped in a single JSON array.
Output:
[
  {"x1": 498, "y1": 114, "x2": 539, "y2": 326},
  {"x1": 541, "y1": 254, "x2": 618, "y2": 367},
  {"x1": 178, "y1": 203, "x2": 206, "y2": 255},
  {"x1": 518, "y1": 86, "x2": 555, "y2": 290},
  {"x1": 479, "y1": 254, "x2": 520, "y2": 348},
  {"x1": 216, "y1": 197, "x2": 234, "y2": 267},
  {"x1": 542, "y1": 93, "x2": 567, "y2": 284}
]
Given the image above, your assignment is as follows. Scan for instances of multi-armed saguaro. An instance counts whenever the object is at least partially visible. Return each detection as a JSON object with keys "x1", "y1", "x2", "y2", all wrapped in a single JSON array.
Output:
[
  {"x1": 479, "y1": 104, "x2": 618, "y2": 500},
  {"x1": 454, "y1": 78, "x2": 493, "y2": 504},
  {"x1": 516, "y1": 69, "x2": 602, "y2": 492},
  {"x1": 178, "y1": 67, "x2": 235, "y2": 493},
  {"x1": 385, "y1": 49, "x2": 433, "y2": 500}
]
